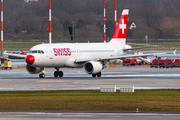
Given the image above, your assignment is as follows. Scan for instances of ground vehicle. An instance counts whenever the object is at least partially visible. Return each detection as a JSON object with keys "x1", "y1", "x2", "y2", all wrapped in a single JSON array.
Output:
[
  {"x1": 150, "y1": 59, "x2": 159, "y2": 68},
  {"x1": 130, "y1": 59, "x2": 137, "y2": 66},
  {"x1": 4, "y1": 60, "x2": 12, "y2": 69},
  {"x1": 123, "y1": 58, "x2": 142, "y2": 66},
  {"x1": 137, "y1": 61, "x2": 144, "y2": 65},
  {"x1": 123, "y1": 59, "x2": 131, "y2": 66},
  {"x1": 172, "y1": 58, "x2": 180, "y2": 67},
  {"x1": 159, "y1": 58, "x2": 173, "y2": 68},
  {"x1": 123, "y1": 58, "x2": 138, "y2": 66}
]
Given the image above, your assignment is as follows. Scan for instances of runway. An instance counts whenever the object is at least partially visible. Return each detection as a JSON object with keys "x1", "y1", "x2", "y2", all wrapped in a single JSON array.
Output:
[{"x1": 0, "y1": 65, "x2": 180, "y2": 91}]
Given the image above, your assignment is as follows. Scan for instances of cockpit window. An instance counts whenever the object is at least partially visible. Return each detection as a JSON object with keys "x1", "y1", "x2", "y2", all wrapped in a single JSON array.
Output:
[
  {"x1": 29, "y1": 50, "x2": 45, "y2": 54},
  {"x1": 41, "y1": 50, "x2": 44, "y2": 54},
  {"x1": 32, "y1": 50, "x2": 37, "y2": 53},
  {"x1": 37, "y1": 50, "x2": 41, "y2": 53}
]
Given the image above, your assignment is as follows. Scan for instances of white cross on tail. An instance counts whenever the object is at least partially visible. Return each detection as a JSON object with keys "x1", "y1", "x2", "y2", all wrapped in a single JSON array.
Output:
[{"x1": 119, "y1": 19, "x2": 126, "y2": 34}]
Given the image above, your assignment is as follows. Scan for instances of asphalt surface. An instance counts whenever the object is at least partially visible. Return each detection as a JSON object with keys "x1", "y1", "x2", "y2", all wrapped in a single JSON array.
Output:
[{"x1": 1, "y1": 63, "x2": 180, "y2": 91}]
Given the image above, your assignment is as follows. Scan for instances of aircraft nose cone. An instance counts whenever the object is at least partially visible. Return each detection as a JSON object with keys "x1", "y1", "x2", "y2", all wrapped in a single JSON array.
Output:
[{"x1": 26, "y1": 55, "x2": 35, "y2": 65}]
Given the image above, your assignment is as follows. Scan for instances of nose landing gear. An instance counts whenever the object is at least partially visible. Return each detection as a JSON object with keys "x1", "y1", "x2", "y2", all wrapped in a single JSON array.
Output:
[
  {"x1": 39, "y1": 69, "x2": 45, "y2": 78},
  {"x1": 39, "y1": 73, "x2": 45, "y2": 78}
]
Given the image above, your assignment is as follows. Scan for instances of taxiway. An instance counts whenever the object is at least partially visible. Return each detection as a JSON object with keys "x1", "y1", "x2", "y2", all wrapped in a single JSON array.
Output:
[
  {"x1": 0, "y1": 112, "x2": 180, "y2": 120},
  {"x1": 0, "y1": 65, "x2": 180, "y2": 91}
]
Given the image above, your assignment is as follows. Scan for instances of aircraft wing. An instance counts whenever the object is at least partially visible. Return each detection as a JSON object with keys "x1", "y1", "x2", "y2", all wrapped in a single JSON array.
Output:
[
  {"x1": 74, "y1": 52, "x2": 166, "y2": 63},
  {"x1": 3, "y1": 51, "x2": 27, "y2": 58}
]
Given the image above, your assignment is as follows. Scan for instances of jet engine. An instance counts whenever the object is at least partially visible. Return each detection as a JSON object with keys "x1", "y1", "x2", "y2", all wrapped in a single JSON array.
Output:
[
  {"x1": 26, "y1": 64, "x2": 43, "y2": 74},
  {"x1": 84, "y1": 61, "x2": 103, "y2": 74}
]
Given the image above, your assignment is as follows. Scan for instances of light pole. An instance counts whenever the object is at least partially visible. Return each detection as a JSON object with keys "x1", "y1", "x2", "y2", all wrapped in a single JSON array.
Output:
[
  {"x1": 1, "y1": 0, "x2": 3, "y2": 56},
  {"x1": 72, "y1": 21, "x2": 74, "y2": 43}
]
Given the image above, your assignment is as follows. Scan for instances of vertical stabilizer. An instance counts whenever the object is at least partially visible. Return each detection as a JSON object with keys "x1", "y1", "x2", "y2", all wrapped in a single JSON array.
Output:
[{"x1": 109, "y1": 9, "x2": 129, "y2": 44}]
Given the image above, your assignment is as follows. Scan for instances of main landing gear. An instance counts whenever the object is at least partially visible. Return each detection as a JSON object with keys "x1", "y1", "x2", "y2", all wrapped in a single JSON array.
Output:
[
  {"x1": 54, "y1": 68, "x2": 63, "y2": 78},
  {"x1": 92, "y1": 72, "x2": 101, "y2": 77}
]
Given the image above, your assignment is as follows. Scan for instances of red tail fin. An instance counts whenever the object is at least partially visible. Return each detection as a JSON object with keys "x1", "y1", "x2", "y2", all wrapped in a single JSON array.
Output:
[{"x1": 109, "y1": 9, "x2": 129, "y2": 44}]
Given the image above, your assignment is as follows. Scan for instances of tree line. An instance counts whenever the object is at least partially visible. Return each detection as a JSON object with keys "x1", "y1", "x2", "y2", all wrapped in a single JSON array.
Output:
[{"x1": 2, "y1": 0, "x2": 180, "y2": 42}]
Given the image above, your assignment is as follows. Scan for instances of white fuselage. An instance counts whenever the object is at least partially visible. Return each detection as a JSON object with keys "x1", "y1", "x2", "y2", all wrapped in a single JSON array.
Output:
[{"x1": 28, "y1": 42, "x2": 131, "y2": 68}]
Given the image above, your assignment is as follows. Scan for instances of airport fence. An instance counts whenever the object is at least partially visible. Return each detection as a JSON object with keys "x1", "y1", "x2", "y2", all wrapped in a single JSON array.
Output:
[{"x1": 2, "y1": 38, "x2": 180, "y2": 50}]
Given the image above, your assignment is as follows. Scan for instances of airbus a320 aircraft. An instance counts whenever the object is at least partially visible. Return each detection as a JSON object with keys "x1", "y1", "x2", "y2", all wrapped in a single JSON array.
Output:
[{"x1": 4, "y1": 9, "x2": 158, "y2": 78}]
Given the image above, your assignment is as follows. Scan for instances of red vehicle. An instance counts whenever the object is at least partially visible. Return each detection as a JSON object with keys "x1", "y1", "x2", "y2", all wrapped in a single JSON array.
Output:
[
  {"x1": 130, "y1": 59, "x2": 137, "y2": 66},
  {"x1": 123, "y1": 58, "x2": 138, "y2": 66},
  {"x1": 172, "y1": 58, "x2": 180, "y2": 67},
  {"x1": 159, "y1": 58, "x2": 173, "y2": 68},
  {"x1": 150, "y1": 59, "x2": 159, "y2": 68},
  {"x1": 123, "y1": 59, "x2": 131, "y2": 66},
  {"x1": 137, "y1": 61, "x2": 144, "y2": 65}
]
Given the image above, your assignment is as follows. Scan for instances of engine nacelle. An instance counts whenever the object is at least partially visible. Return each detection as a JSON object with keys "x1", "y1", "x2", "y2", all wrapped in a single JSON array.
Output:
[
  {"x1": 84, "y1": 61, "x2": 103, "y2": 74},
  {"x1": 26, "y1": 64, "x2": 43, "y2": 74}
]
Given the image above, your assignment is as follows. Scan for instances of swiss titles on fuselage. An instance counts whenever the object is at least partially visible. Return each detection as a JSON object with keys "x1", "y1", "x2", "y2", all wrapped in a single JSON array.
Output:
[{"x1": 53, "y1": 48, "x2": 71, "y2": 56}]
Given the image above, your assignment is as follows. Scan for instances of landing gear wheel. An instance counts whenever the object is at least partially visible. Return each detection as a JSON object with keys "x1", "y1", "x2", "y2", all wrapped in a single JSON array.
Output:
[
  {"x1": 39, "y1": 73, "x2": 45, "y2": 78},
  {"x1": 97, "y1": 72, "x2": 101, "y2": 77},
  {"x1": 58, "y1": 71, "x2": 63, "y2": 77},
  {"x1": 92, "y1": 74, "x2": 96, "y2": 77},
  {"x1": 54, "y1": 71, "x2": 59, "y2": 77}
]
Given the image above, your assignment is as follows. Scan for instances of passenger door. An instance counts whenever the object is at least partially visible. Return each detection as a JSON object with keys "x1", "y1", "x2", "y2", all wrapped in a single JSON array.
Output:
[{"x1": 47, "y1": 47, "x2": 54, "y2": 59}]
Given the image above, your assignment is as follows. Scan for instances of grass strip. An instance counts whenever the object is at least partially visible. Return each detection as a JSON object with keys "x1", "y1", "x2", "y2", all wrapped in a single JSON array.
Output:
[
  {"x1": 0, "y1": 89, "x2": 180, "y2": 111},
  {"x1": 0, "y1": 42, "x2": 41, "y2": 49}
]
